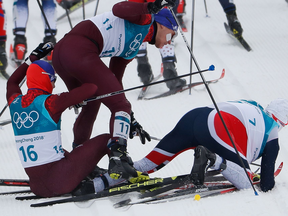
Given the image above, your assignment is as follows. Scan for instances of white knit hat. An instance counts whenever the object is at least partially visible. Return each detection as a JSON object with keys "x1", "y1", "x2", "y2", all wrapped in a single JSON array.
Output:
[{"x1": 265, "y1": 98, "x2": 288, "y2": 127}]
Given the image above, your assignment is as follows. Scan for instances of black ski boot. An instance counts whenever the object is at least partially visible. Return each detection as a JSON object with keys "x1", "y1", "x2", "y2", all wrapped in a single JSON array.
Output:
[
  {"x1": 108, "y1": 138, "x2": 138, "y2": 180},
  {"x1": 87, "y1": 166, "x2": 108, "y2": 180},
  {"x1": 108, "y1": 138, "x2": 149, "y2": 183},
  {"x1": 136, "y1": 55, "x2": 154, "y2": 85},
  {"x1": 177, "y1": 15, "x2": 187, "y2": 32},
  {"x1": 0, "y1": 41, "x2": 9, "y2": 80},
  {"x1": 72, "y1": 179, "x2": 95, "y2": 196},
  {"x1": 190, "y1": 146, "x2": 216, "y2": 186},
  {"x1": 226, "y1": 11, "x2": 243, "y2": 38},
  {"x1": 43, "y1": 35, "x2": 56, "y2": 64},
  {"x1": 163, "y1": 61, "x2": 186, "y2": 90}
]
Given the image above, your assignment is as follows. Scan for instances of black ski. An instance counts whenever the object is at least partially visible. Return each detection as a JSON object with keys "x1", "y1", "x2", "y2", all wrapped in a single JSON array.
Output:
[
  {"x1": 27, "y1": 170, "x2": 221, "y2": 207},
  {"x1": 224, "y1": 23, "x2": 252, "y2": 52},
  {"x1": 0, "y1": 119, "x2": 12, "y2": 126},
  {"x1": 0, "y1": 178, "x2": 29, "y2": 187},
  {"x1": 114, "y1": 162, "x2": 283, "y2": 207},
  {"x1": 114, "y1": 183, "x2": 235, "y2": 208},
  {"x1": 57, "y1": 0, "x2": 96, "y2": 21},
  {"x1": 0, "y1": 189, "x2": 32, "y2": 196},
  {"x1": 144, "y1": 69, "x2": 225, "y2": 100}
]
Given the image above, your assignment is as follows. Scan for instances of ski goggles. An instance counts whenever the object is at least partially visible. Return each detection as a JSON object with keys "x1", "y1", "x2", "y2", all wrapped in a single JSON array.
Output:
[{"x1": 42, "y1": 72, "x2": 57, "y2": 83}]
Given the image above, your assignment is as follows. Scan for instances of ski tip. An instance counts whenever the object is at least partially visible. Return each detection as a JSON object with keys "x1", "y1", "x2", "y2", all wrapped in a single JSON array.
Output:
[
  {"x1": 209, "y1": 65, "x2": 215, "y2": 71},
  {"x1": 254, "y1": 191, "x2": 259, "y2": 196}
]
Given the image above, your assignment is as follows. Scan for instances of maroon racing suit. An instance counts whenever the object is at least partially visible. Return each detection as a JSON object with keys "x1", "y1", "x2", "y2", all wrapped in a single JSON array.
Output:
[
  {"x1": 6, "y1": 55, "x2": 110, "y2": 197},
  {"x1": 52, "y1": 1, "x2": 154, "y2": 145}
]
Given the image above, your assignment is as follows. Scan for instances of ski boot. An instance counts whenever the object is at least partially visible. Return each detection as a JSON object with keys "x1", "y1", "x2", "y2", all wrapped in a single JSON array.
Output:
[
  {"x1": 0, "y1": 41, "x2": 9, "y2": 80},
  {"x1": 226, "y1": 11, "x2": 243, "y2": 38},
  {"x1": 136, "y1": 55, "x2": 154, "y2": 85},
  {"x1": 87, "y1": 166, "x2": 108, "y2": 180},
  {"x1": 72, "y1": 179, "x2": 95, "y2": 196},
  {"x1": 108, "y1": 138, "x2": 149, "y2": 183},
  {"x1": 176, "y1": 0, "x2": 187, "y2": 32},
  {"x1": 10, "y1": 35, "x2": 27, "y2": 68},
  {"x1": 190, "y1": 146, "x2": 216, "y2": 186},
  {"x1": 177, "y1": 15, "x2": 187, "y2": 32},
  {"x1": 43, "y1": 35, "x2": 56, "y2": 65},
  {"x1": 163, "y1": 61, "x2": 186, "y2": 90}
]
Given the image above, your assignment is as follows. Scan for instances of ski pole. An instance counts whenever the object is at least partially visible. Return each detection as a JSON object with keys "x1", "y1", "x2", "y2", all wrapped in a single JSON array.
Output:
[
  {"x1": 82, "y1": 0, "x2": 85, "y2": 20},
  {"x1": 150, "y1": 136, "x2": 161, "y2": 141},
  {"x1": 189, "y1": 0, "x2": 196, "y2": 95},
  {"x1": 36, "y1": 0, "x2": 57, "y2": 35},
  {"x1": 84, "y1": 66, "x2": 214, "y2": 103},
  {"x1": 169, "y1": 8, "x2": 258, "y2": 195},
  {"x1": 94, "y1": 0, "x2": 100, "y2": 16},
  {"x1": 203, "y1": 0, "x2": 208, "y2": 17},
  {"x1": 65, "y1": 8, "x2": 73, "y2": 29}
]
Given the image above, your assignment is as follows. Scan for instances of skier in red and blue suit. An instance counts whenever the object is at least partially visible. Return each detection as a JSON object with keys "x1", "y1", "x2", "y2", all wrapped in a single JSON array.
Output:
[
  {"x1": 133, "y1": 99, "x2": 287, "y2": 192},
  {"x1": 91, "y1": 99, "x2": 287, "y2": 193}
]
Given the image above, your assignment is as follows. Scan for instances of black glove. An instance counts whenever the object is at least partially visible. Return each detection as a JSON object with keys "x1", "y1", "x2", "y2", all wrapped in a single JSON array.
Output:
[
  {"x1": 31, "y1": 42, "x2": 54, "y2": 59},
  {"x1": 147, "y1": 0, "x2": 176, "y2": 14},
  {"x1": 129, "y1": 112, "x2": 151, "y2": 144}
]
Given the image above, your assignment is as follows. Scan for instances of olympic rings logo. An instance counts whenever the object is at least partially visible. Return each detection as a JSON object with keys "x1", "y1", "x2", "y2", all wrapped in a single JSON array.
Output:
[
  {"x1": 125, "y1": 33, "x2": 142, "y2": 57},
  {"x1": 13, "y1": 111, "x2": 39, "y2": 129}
]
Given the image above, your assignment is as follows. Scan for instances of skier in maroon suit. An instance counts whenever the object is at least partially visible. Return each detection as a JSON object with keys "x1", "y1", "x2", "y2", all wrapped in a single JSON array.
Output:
[{"x1": 52, "y1": 0, "x2": 179, "y2": 181}]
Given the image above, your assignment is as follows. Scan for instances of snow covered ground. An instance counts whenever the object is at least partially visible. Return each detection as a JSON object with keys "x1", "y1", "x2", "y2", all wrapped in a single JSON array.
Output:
[{"x1": 0, "y1": 0, "x2": 288, "y2": 215}]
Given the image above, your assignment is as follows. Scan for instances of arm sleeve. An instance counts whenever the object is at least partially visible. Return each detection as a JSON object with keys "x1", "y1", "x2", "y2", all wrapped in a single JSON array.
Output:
[
  {"x1": 46, "y1": 83, "x2": 98, "y2": 122},
  {"x1": 260, "y1": 138, "x2": 279, "y2": 192},
  {"x1": 6, "y1": 55, "x2": 39, "y2": 104},
  {"x1": 112, "y1": 1, "x2": 152, "y2": 25}
]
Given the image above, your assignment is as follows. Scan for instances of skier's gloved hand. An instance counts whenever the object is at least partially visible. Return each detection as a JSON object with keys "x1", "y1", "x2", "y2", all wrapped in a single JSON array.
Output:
[
  {"x1": 69, "y1": 101, "x2": 87, "y2": 114},
  {"x1": 74, "y1": 101, "x2": 87, "y2": 109},
  {"x1": 129, "y1": 112, "x2": 151, "y2": 144},
  {"x1": 147, "y1": 0, "x2": 176, "y2": 14},
  {"x1": 30, "y1": 42, "x2": 54, "y2": 59}
]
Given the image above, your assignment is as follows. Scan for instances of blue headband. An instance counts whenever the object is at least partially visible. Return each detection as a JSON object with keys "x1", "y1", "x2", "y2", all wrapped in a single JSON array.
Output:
[{"x1": 154, "y1": 9, "x2": 178, "y2": 32}]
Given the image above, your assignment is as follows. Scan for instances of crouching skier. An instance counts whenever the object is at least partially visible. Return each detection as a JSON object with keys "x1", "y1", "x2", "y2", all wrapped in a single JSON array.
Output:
[{"x1": 90, "y1": 99, "x2": 287, "y2": 193}]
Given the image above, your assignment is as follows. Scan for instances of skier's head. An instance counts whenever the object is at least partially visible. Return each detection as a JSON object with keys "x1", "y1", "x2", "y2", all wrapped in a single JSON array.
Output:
[
  {"x1": 153, "y1": 9, "x2": 178, "y2": 48},
  {"x1": 265, "y1": 98, "x2": 288, "y2": 130},
  {"x1": 26, "y1": 60, "x2": 56, "y2": 94},
  {"x1": 154, "y1": 9, "x2": 178, "y2": 32}
]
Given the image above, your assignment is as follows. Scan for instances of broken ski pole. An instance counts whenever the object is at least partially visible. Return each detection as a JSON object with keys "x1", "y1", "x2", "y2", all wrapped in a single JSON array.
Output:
[{"x1": 84, "y1": 65, "x2": 215, "y2": 103}]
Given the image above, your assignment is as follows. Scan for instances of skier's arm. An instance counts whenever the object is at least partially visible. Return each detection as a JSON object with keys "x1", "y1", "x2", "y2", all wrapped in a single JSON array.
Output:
[
  {"x1": 46, "y1": 83, "x2": 98, "y2": 123},
  {"x1": 260, "y1": 138, "x2": 279, "y2": 192},
  {"x1": 112, "y1": 1, "x2": 152, "y2": 25},
  {"x1": 7, "y1": 42, "x2": 54, "y2": 104}
]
